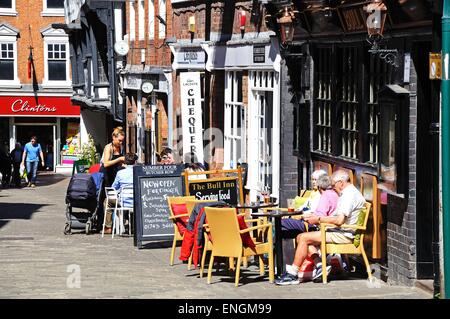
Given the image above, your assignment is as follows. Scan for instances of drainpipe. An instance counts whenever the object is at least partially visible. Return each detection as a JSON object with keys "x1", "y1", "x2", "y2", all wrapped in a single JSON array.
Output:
[{"x1": 442, "y1": 0, "x2": 450, "y2": 299}]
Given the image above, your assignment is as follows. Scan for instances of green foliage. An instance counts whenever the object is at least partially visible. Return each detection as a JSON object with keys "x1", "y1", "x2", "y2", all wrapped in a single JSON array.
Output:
[{"x1": 79, "y1": 134, "x2": 100, "y2": 165}]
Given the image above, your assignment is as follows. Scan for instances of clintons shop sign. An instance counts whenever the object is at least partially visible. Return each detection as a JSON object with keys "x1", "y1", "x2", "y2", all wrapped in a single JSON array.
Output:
[{"x1": 0, "y1": 96, "x2": 80, "y2": 117}]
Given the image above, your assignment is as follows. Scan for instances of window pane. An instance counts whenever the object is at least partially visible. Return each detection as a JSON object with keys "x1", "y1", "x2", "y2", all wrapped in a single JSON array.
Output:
[
  {"x1": 48, "y1": 44, "x2": 53, "y2": 52},
  {"x1": 7, "y1": 43, "x2": 12, "y2": 51},
  {"x1": 0, "y1": 0, "x2": 12, "y2": 9},
  {"x1": 48, "y1": 52, "x2": 53, "y2": 59},
  {"x1": 47, "y1": 0, "x2": 64, "y2": 9},
  {"x1": 237, "y1": 72, "x2": 243, "y2": 102},
  {"x1": 48, "y1": 60, "x2": 66, "y2": 81},
  {"x1": 0, "y1": 60, "x2": 14, "y2": 80},
  {"x1": 1, "y1": 43, "x2": 6, "y2": 51},
  {"x1": 54, "y1": 51, "x2": 60, "y2": 59}
]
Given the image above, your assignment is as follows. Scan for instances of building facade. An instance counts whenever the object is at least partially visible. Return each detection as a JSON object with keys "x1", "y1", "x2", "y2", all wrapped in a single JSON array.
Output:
[
  {"x1": 123, "y1": 0, "x2": 173, "y2": 164},
  {"x1": 264, "y1": 0, "x2": 441, "y2": 288},
  {"x1": 60, "y1": 0, "x2": 125, "y2": 168},
  {"x1": 171, "y1": 0, "x2": 283, "y2": 202},
  {"x1": 0, "y1": 0, "x2": 81, "y2": 173}
]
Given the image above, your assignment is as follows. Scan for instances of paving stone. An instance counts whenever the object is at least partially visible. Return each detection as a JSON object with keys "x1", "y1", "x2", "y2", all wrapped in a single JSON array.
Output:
[{"x1": 0, "y1": 174, "x2": 432, "y2": 299}]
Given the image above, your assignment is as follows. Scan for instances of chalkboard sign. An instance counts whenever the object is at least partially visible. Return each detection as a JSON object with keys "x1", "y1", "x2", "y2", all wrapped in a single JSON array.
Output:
[
  {"x1": 133, "y1": 164, "x2": 184, "y2": 248},
  {"x1": 188, "y1": 177, "x2": 240, "y2": 206}
]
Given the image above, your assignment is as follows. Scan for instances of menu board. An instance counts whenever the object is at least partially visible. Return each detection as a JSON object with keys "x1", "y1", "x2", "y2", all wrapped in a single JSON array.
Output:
[
  {"x1": 188, "y1": 177, "x2": 239, "y2": 206},
  {"x1": 133, "y1": 164, "x2": 184, "y2": 248}
]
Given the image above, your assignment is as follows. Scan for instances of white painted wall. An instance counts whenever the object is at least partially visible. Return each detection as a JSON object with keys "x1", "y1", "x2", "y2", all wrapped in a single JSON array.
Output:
[{"x1": 80, "y1": 109, "x2": 107, "y2": 151}]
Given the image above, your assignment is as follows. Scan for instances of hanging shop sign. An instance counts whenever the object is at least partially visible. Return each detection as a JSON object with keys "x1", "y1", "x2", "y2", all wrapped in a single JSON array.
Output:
[
  {"x1": 124, "y1": 74, "x2": 142, "y2": 90},
  {"x1": 170, "y1": 45, "x2": 206, "y2": 70},
  {"x1": 0, "y1": 96, "x2": 80, "y2": 117},
  {"x1": 180, "y1": 72, "x2": 204, "y2": 164}
]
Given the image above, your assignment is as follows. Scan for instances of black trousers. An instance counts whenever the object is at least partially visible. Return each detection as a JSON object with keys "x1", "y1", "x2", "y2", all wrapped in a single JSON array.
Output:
[{"x1": 12, "y1": 162, "x2": 21, "y2": 186}]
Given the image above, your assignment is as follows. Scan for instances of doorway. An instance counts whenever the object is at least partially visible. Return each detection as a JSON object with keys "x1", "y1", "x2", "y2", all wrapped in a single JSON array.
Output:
[{"x1": 16, "y1": 125, "x2": 55, "y2": 171}]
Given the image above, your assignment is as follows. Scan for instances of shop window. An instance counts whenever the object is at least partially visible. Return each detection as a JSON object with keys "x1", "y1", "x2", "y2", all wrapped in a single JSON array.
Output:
[
  {"x1": 0, "y1": 42, "x2": 14, "y2": 80},
  {"x1": 378, "y1": 85, "x2": 409, "y2": 197},
  {"x1": 314, "y1": 47, "x2": 333, "y2": 154},
  {"x1": 148, "y1": 0, "x2": 155, "y2": 40},
  {"x1": 312, "y1": 44, "x2": 392, "y2": 166},
  {"x1": 158, "y1": 0, "x2": 166, "y2": 39},
  {"x1": 338, "y1": 46, "x2": 359, "y2": 160},
  {"x1": 224, "y1": 71, "x2": 246, "y2": 169}
]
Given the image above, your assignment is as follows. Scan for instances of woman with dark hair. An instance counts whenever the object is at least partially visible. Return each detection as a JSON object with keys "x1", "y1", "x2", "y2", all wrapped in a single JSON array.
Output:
[
  {"x1": 184, "y1": 152, "x2": 206, "y2": 180},
  {"x1": 100, "y1": 127, "x2": 125, "y2": 187}
]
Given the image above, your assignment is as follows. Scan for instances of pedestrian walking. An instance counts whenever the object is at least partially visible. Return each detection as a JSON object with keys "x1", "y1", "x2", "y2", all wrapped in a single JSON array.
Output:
[
  {"x1": 10, "y1": 143, "x2": 23, "y2": 187},
  {"x1": 21, "y1": 136, "x2": 45, "y2": 188}
]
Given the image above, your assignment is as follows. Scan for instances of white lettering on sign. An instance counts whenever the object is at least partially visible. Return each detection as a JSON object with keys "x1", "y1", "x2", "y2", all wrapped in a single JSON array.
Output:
[
  {"x1": 180, "y1": 72, "x2": 204, "y2": 163},
  {"x1": 11, "y1": 100, "x2": 57, "y2": 113}
]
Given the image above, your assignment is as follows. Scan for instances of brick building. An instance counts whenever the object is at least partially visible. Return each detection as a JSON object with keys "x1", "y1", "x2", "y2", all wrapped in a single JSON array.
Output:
[
  {"x1": 263, "y1": 0, "x2": 442, "y2": 290},
  {"x1": 0, "y1": 0, "x2": 81, "y2": 173},
  {"x1": 170, "y1": 0, "x2": 283, "y2": 202},
  {"x1": 122, "y1": 0, "x2": 173, "y2": 163}
]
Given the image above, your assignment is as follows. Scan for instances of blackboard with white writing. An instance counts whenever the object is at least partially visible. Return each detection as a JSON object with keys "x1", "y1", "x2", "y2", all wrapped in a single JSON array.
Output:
[
  {"x1": 188, "y1": 178, "x2": 239, "y2": 206},
  {"x1": 133, "y1": 164, "x2": 184, "y2": 248}
]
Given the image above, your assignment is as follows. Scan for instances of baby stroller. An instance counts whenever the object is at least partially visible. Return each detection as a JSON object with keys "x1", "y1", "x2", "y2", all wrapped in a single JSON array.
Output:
[{"x1": 64, "y1": 172, "x2": 104, "y2": 235}]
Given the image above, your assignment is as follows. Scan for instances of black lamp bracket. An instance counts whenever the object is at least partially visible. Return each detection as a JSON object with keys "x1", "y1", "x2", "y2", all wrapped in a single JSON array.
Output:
[{"x1": 367, "y1": 36, "x2": 400, "y2": 68}]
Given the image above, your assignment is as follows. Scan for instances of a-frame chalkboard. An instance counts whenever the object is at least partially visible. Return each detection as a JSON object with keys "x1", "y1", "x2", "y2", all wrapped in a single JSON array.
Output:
[{"x1": 133, "y1": 164, "x2": 184, "y2": 248}]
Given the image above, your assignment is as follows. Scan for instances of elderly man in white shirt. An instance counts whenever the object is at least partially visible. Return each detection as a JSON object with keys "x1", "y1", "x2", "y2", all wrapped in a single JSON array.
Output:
[{"x1": 275, "y1": 170, "x2": 366, "y2": 285}]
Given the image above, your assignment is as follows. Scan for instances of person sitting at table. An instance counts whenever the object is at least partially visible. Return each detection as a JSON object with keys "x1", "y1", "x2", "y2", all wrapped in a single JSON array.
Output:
[
  {"x1": 184, "y1": 152, "x2": 207, "y2": 180},
  {"x1": 300, "y1": 169, "x2": 328, "y2": 212},
  {"x1": 275, "y1": 170, "x2": 365, "y2": 285},
  {"x1": 281, "y1": 174, "x2": 339, "y2": 239}
]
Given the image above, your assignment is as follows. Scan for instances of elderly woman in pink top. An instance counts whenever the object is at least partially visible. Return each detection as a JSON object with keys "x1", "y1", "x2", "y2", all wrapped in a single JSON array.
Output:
[{"x1": 281, "y1": 174, "x2": 339, "y2": 239}]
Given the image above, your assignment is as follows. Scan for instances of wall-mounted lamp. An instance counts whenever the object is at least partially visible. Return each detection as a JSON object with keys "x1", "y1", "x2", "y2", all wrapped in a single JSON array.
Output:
[
  {"x1": 265, "y1": 3, "x2": 299, "y2": 50},
  {"x1": 189, "y1": 16, "x2": 196, "y2": 34},
  {"x1": 277, "y1": 6, "x2": 295, "y2": 45},
  {"x1": 365, "y1": 0, "x2": 400, "y2": 67}
]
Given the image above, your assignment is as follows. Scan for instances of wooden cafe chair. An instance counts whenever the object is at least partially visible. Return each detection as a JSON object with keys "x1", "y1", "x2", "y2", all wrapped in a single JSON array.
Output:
[
  {"x1": 187, "y1": 199, "x2": 249, "y2": 277},
  {"x1": 167, "y1": 196, "x2": 196, "y2": 267},
  {"x1": 319, "y1": 202, "x2": 373, "y2": 284},
  {"x1": 204, "y1": 207, "x2": 274, "y2": 287}
]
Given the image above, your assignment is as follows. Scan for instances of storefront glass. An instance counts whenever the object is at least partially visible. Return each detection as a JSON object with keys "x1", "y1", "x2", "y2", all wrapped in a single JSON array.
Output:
[{"x1": 60, "y1": 118, "x2": 81, "y2": 166}]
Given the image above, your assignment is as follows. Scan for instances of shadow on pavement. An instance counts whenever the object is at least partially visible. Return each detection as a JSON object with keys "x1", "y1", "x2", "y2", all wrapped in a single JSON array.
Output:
[
  {"x1": 0, "y1": 203, "x2": 50, "y2": 229},
  {"x1": 34, "y1": 173, "x2": 69, "y2": 187}
]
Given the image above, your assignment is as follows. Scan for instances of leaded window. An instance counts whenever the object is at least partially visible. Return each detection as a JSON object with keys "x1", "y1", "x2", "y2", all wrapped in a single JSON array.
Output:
[
  {"x1": 315, "y1": 47, "x2": 333, "y2": 153},
  {"x1": 338, "y1": 46, "x2": 359, "y2": 160}
]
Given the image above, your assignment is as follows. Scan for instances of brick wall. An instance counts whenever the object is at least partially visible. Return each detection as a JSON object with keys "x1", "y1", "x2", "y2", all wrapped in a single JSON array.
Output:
[
  {"x1": 279, "y1": 60, "x2": 298, "y2": 205},
  {"x1": 386, "y1": 59, "x2": 418, "y2": 286},
  {"x1": 1, "y1": 1, "x2": 65, "y2": 85},
  {"x1": 126, "y1": 0, "x2": 172, "y2": 67}
]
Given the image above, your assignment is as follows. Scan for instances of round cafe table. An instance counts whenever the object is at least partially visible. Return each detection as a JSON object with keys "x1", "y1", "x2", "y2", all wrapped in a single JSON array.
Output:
[
  {"x1": 234, "y1": 202, "x2": 278, "y2": 238},
  {"x1": 250, "y1": 209, "x2": 304, "y2": 278}
]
